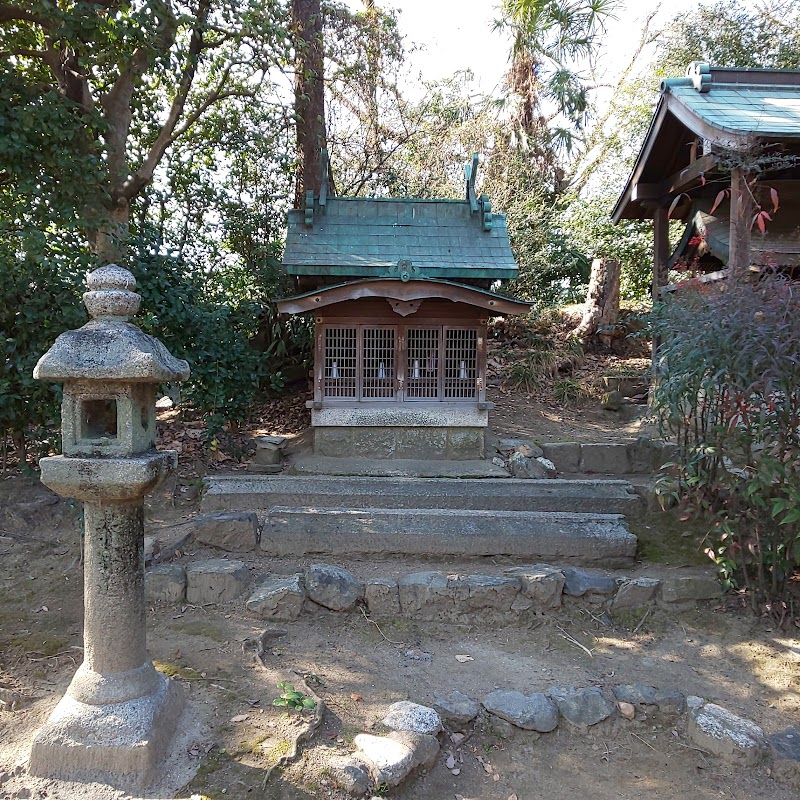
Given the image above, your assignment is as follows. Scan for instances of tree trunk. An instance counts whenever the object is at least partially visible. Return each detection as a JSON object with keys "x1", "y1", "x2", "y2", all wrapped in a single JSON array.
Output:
[
  {"x1": 86, "y1": 201, "x2": 131, "y2": 263},
  {"x1": 292, "y1": 0, "x2": 328, "y2": 208},
  {"x1": 574, "y1": 257, "x2": 621, "y2": 341}
]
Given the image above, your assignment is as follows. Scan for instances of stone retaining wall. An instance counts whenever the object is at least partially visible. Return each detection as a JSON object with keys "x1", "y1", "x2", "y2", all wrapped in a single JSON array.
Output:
[{"x1": 314, "y1": 426, "x2": 485, "y2": 460}]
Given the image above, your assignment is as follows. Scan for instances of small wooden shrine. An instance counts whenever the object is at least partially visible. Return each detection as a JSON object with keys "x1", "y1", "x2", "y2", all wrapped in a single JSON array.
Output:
[
  {"x1": 613, "y1": 63, "x2": 800, "y2": 289},
  {"x1": 277, "y1": 155, "x2": 530, "y2": 460}
]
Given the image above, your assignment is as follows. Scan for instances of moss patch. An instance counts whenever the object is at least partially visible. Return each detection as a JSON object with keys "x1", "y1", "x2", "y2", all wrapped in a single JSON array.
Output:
[
  {"x1": 153, "y1": 660, "x2": 201, "y2": 681},
  {"x1": 629, "y1": 511, "x2": 709, "y2": 567}
]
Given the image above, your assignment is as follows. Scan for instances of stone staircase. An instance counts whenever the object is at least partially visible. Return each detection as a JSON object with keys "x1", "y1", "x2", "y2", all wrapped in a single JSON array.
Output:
[{"x1": 201, "y1": 473, "x2": 644, "y2": 567}]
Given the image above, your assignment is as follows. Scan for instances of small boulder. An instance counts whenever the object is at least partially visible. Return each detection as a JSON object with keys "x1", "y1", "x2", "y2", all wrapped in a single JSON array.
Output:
[
  {"x1": 246, "y1": 574, "x2": 305, "y2": 620},
  {"x1": 688, "y1": 703, "x2": 766, "y2": 765},
  {"x1": 660, "y1": 575, "x2": 722, "y2": 605},
  {"x1": 613, "y1": 577, "x2": 661, "y2": 609},
  {"x1": 192, "y1": 511, "x2": 259, "y2": 552},
  {"x1": 769, "y1": 726, "x2": 800, "y2": 789},
  {"x1": 185, "y1": 559, "x2": 250, "y2": 605},
  {"x1": 354, "y1": 731, "x2": 439, "y2": 787},
  {"x1": 509, "y1": 453, "x2": 548, "y2": 479},
  {"x1": 618, "y1": 702, "x2": 635, "y2": 720},
  {"x1": 602, "y1": 391, "x2": 623, "y2": 411},
  {"x1": 145, "y1": 564, "x2": 186, "y2": 605},
  {"x1": 143, "y1": 535, "x2": 161, "y2": 565},
  {"x1": 365, "y1": 578, "x2": 400, "y2": 616},
  {"x1": 397, "y1": 572, "x2": 451, "y2": 618},
  {"x1": 382, "y1": 701, "x2": 442, "y2": 735},
  {"x1": 329, "y1": 756, "x2": 371, "y2": 796},
  {"x1": 497, "y1": 438, "x2": 542, "y2": 458},
  {"x1": 447, "y1": 574, "x2": 521, "y2": 612},
  {"x1": 548, "y1": 687, "x2": 615, "y2": 730},
  {"x1": 482, "y1": 690, "x2": 559, "y2": 733},
  {"x1": 304, "y1": 563, "x2": 363, "y2": 611},
  {"x1": 535, "y1": 457, "x2": 557, "y2": 477},
  {"x1": 561, "y1": 567, "x2": 619, "y2": 597},
  {"x1": 505, "y1": 564, "x2": 565, "y2": 609},
  {"x1": 432, "y1": 690, "x2": 479, "y2": 725}
]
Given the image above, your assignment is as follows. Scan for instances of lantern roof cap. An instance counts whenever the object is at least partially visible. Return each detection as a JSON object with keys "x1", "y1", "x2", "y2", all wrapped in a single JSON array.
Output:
[{"x1": 34, "y1": 265, "x2": 190, "y2": 384}]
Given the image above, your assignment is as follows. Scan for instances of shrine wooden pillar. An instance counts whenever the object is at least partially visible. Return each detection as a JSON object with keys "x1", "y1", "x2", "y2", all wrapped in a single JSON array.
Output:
[{"x1": 728, "y1": 167, "x2": 753, "y2": 283}]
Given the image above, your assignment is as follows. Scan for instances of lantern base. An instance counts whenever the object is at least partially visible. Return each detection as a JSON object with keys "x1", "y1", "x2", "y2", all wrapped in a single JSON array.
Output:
[{"x1": 29, "y1": 671, "x2": 182, "y2": 789}]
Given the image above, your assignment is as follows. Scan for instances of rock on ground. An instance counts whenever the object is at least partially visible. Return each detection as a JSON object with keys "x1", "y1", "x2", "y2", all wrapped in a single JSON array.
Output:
[
  {"x1": 397, "y1": 572, "x2": 451, "y2": 618},
  {"x1": 365, "y1": 578, "x2": 400, "y2": 616},
  {"x1": 482, "y1": 690, "x2": 559, "y2": 732},
  {"x1": 329, "y1": 756, "x2": 371, "y2": 796},
  {"x1": 509, "y1": 452, "x2": 549, "y2": 479},
  {"x1": 660, "y1": 575, "x2": 722, "y2": 604},
  {"x1": 304, "y1": 563, "x2": 363, "y2": 611},
  {"x1": 688, "y1": 703, "x2": 766, "y2": 765},
  {"x1": 192, "y1": 511, "x2": 259, "y2": 552},
  {"x1": 432, "y1": 690, "x2": 480, "y2": 725},
  {"x1": 353, "y1": 731, "x2": 439, "y2": 787},
  {"x1": 612, "y1": 685, "x2": 685, "y2": 715},
  {"x1": 612, "y1": 577, "x2": 661, "y2": 609},
  {"x1": 145, "y1": 564, "x2": 186, "y2": 605},
  {"x1": 185, "y1": 558, "x2": 250, "y2": 605},
  {"x1": 548, "y1": 687, "x2": 616, "y2": 729},
  {"x1": 382, "y1": 701, "x2": 442, "y2": 735},
  {"x1": 504, "y1": 564, "x2": 565, "y2": 609},
  {"x1": 447, "y1": 574, "x2": 521, "y2": 612},
  {"x1": 769, "y1": 726, "x2": 800, "y2": 789},
  {"x1": 246, "y1": 574, "x2": 305, "y2": 620},
  {"x1": 561, "y1": 567, "x2": 619, "y2": 597}
]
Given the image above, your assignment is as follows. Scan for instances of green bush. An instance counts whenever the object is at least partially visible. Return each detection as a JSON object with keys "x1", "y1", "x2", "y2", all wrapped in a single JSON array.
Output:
[{"x1": 652, "y1": 275, "x2": 800, "y2": 616}]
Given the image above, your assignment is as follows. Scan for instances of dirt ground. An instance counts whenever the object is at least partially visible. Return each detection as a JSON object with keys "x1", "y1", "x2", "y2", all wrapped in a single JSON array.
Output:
[{"x1": 1, "y1": 471, "x2": 799, "y2": 800}]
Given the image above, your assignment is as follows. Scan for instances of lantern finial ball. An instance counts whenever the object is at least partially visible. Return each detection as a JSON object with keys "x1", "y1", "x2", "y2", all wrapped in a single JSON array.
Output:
[{"x1": 83, "y1": 264, "x2": 141, "y2": 321}]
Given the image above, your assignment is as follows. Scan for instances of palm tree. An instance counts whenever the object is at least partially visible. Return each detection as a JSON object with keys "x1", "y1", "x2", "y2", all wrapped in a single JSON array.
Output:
[{"x1": 498, "y1": 0, "x2": 617, "y2": 159}]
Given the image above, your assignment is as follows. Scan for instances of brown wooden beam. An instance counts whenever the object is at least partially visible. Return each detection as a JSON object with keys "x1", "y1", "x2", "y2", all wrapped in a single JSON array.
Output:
[
  {"x1": 728, "y1": 167, "x2": 753, "y2": 283},
  {"x1": 632, "y1": 153, "x2": 719, "y2": 207}
]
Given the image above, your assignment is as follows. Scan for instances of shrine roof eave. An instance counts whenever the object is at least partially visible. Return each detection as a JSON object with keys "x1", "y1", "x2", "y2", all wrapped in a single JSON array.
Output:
[{"x1": 275, "y1": 278, "x2": 532, "y2": 316}]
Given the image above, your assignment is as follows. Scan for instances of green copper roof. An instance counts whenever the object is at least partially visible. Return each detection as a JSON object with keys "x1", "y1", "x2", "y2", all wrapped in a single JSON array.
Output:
[{"x1": 283, "y1": 196, "x2": 518, "y2": 281}]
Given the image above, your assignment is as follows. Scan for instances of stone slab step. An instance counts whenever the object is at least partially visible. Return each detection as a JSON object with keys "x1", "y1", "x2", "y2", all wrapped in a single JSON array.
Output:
[
  {"x1": 259, "y1": 507, "x2": 637, "y2": 566},
  {"x1": 202, "y1": 475, "x2": 643, "y2": 516},
  {"x1": 287, "y1": 454, "x2": 509, "y2": 478}
]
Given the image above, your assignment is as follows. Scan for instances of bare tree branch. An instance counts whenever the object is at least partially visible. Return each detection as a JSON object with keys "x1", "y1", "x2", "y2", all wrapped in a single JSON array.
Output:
[{"x1": 0, "y1": 4, "x2": 52, "y2": 27}]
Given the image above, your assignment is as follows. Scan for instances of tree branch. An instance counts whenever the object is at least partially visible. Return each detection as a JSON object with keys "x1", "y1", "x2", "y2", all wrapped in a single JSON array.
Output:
[
  {"x1": 119, "y1": 0, "x2": 212, "y2": 201},
  {"x1": 0, "y1": 4, "x2": 52, "y2": 27}
]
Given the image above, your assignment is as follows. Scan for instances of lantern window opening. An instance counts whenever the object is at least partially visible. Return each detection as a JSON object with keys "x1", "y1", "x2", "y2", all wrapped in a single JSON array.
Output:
[{"x1": 81, "y1": 398, "x2": 119, "y2": 440}]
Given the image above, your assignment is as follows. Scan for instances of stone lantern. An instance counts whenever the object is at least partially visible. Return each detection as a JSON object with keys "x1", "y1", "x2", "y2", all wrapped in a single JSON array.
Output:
[{"x1": 29, "y1": 264, "x2": 190, "y2": 787}]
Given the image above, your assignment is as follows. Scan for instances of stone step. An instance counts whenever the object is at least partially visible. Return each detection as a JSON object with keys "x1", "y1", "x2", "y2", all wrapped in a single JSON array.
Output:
[
  {"x1": 259, "y1": 507, "x2": 637, "y2": 567},
  {"x1": 201, "y1": 475, "x2": 643, "y2": 516}
]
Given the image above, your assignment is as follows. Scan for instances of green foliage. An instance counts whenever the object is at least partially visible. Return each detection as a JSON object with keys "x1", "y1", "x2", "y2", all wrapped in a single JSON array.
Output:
[
  {"x1": 272, "y1": 681, "x2": 316, "y2": 712},
  {"x1": 652, "y1": 276, "x2": 800, "y2": 615}
]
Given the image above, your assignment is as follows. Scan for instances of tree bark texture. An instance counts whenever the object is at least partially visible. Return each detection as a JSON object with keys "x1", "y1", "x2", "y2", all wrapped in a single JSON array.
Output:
[
  {"x1": 293, "y1": 0, "x2": 327, "y2": 208},
  {"x1": 574, "y1": 257, "x2": 621, "y2": 341}
]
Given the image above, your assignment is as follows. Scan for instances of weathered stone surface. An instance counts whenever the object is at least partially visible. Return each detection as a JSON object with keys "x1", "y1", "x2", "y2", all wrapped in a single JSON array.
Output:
[
  {"x1": 661, "y1": 575, "x2": 722, "y2": 604},
  {"x1": 487, "y1": 715, "x2": 515, "y2": 738},
  {"x1": 145, "y1": 564, "x2": 186, "y2": 605},
  {"x1": 580, "y1": 443, "x2": 630, "y2": 474},
  {"x1": 447, "y1": 574, "x2": 521, "y2": 612},
  {"x1": 447, "y1": 428, "x2": 485, "y2": 460},
  {"x1": 382, "y1": 701, "x2": 442, "y2": 735},
  {"x1": 612, "y1": 684, "x2": 658, "y2": 706},
  {"x1": 185, "y1": 559, "x2": 249, "y2": 605},
  {"x1": 654, "y1": 689, "x2": 687, "y2": 716},
  {"x1": 329, "y1": 756, "x2": 371, "y2": 796},
  {"x1": 535, "y1": 457, "x2": 557, "y2": 477},
  {"x1": 504, "y1": 564, "x2": 565, "y2": 608},
  {"x1": 602, "y1": 391, "x2": 623, "y2": 412},
  {"x1": 143, "y1": 535, "x2": 161, "y2": 565},
  {"x1": 482, "y1": 690, "x2": 559, "y2": 732},
  {"x1": 365, "y1": 578, "x2": 400, "y2": 616},
  {"x1": 613, "y1": 577, "x2": 661, "y2": 609},
  {"x1": 432, "y1": 690, "x2": 479, "y2": 725},
  {"x1": 769, "y1": 726, "x2": 800, "y2": 788},
  {"x1": 397, "y1": 572, "x2": 451, "y2": 617},
  {"x1": 246, "y1": 574, "x2": 305, "y2": 620},
  {"x1": 541, "y1": 442, "x2": 580, "y2": 473},
  {"x1": 549, "y1": 687, "x2": 615, "y2": 729},
  {"x1": 303, "y1": 563, "x2": 363, "y2": 611},
  {"x1": 315, "y1": 427, "x2": 353, "y2": 458},
  {"x1": 192, "y1": 511, "x2": 258, "y2": 552},
  {"x1": 688, "y1": 703, "x2": 766, "y2": 765},
  {"x1": 353, "y1": 427, "x2": 397, "y2": 459},
  {"x1": 509, "y1": 453, "x2": 548, "y2": 479},
  {"x1": 396, "y1": 428, "x2": 448, "y2": 459},
  {"x1": 354, "y1": 731, "x2": 439, "y2": 787},
  {"x1": 562, "y1": 567, "x2": 619, "y2": 597},
  {"x1": 497, "y1": 438, "x2": 541, "y2": 457}
]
